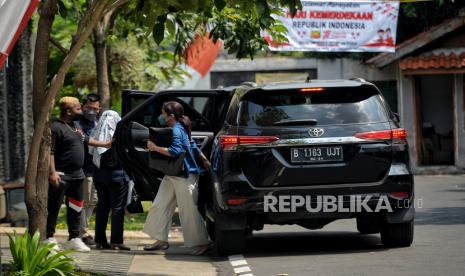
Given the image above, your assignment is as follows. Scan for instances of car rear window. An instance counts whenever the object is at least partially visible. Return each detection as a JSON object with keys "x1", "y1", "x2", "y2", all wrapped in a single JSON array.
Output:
[{"x1": 238, "y1": 86, "x2": 389, "y2": 127}]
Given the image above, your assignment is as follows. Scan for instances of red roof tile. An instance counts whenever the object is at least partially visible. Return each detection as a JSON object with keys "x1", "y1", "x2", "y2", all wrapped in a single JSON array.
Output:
[{"x1": 400, "y1": 51, "x2": 465, "y2": 70}]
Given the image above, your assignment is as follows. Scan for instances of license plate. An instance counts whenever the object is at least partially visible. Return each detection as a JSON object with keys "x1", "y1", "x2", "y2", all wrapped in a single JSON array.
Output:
[{"x1": 290, "y1": 146, "x2": 343, "y2": 163}]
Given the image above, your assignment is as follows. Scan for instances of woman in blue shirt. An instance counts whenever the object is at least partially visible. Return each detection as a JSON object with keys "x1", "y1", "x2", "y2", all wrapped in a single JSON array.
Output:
[{"x1": 143, "y1": 101, "x2": 211, "y2": 255}]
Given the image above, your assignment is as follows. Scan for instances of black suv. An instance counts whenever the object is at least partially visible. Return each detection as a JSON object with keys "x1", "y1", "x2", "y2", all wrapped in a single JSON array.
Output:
[{"x1": 115, "y1": 79, "x2": 414, "y2": 255}]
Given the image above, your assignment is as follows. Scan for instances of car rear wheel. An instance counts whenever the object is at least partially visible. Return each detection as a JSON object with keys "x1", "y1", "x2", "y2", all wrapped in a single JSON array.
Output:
[
  {"x1": 215, "y1": 222, "x2": 246, "y2": 256},
  {"x1": 380, "y1": 221, "x2": 414, "y2": 247},
  {"x1": 356, "y1": 217, "x2": 380, "y2": 234}
]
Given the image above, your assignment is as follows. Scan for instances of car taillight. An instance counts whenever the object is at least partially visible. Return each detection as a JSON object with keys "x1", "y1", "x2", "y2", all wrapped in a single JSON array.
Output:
[
  {"x1": 227, "y1": 198, "x2": 248, "y2": 205},
  {"x1": 389, "y1": 192, "x2": 409, "y2": 200},
  {"x1": 219, "y1": 135, "x2": 279, "y2": 150},
  {"x1": 392, "y1": 128, "x2": 407, "y2": 140},
  {"x1": 354, "y1": 128, "x2": 407, "y2": 141},
  {"x1": 299, "y1": 87, "x2": 325, "y2": 93}
]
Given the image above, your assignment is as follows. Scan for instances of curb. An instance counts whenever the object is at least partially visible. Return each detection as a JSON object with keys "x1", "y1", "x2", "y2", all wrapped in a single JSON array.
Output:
[{"x1": 0, "y1": 226, "x2": 184, "y2": 241}]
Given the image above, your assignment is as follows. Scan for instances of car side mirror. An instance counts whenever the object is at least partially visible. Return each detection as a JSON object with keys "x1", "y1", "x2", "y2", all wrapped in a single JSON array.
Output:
[{"x1": 392, "y1": 112, "x2": 400, "y2": 123}]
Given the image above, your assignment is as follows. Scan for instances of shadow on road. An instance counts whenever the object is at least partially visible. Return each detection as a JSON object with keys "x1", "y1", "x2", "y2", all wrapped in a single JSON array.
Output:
[
  {"x1": 415, "y1": 207, "x2": 465, "y2": 225},
  {"x1": 241, "y1": 231, "x2": 387, "y2": 258}
]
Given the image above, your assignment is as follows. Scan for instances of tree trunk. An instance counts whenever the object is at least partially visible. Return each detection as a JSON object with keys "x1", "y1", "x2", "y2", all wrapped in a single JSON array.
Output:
[
  {"x1": 26, "y1": 125, "x2": 51, "y2": 235},
  {"x1": 26, "y1": 0, "x2": 110, "y2": 237},
  {"x1": 93, "y1": 18, "x2": 111, "y2": 110},
  {"x1": 26, "y1": 0, "x2": 58, "y2": 236}
]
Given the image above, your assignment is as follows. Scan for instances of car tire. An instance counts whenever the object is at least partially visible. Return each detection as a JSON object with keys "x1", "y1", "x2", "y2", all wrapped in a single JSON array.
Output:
[
  {"x1": 380, "y1": 221, "x2": 414, "y2": 247},
  {"x1": 356, "y1": 217, "x2": 380, "y2": 234},
  {"x1": 215, "y1": 223, "x2": 246, "y2": 256}
]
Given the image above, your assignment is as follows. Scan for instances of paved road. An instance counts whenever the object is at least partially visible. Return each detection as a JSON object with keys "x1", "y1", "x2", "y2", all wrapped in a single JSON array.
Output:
[
  {"x1": 1, "y1": 175, "x2": 464, "y2": 275},
  {"x1": 212, "y1": 175, "x2": 465, "y2": 276}
]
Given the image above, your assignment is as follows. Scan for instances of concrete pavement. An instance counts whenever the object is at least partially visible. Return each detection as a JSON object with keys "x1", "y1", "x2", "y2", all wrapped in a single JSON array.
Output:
[{"x1": 0, "y1": 227, "x2": 217, "y2": 276}]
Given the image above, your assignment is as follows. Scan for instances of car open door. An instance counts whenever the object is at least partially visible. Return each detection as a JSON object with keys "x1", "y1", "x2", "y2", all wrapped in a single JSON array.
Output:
[
  {"x1": 121, "y1": 90, "x2": 156, "y2": 117},
  {"x1": 114, "y1": 89, "x2": 230, "y2": 201}
]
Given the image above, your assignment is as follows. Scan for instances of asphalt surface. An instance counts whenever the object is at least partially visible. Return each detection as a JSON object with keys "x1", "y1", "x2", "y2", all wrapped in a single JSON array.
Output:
[
  {"x1": 1, "y1": 175, "x2": 464, "y2": 275},
  {"x1": 212, "y1": 175, "x2": 465, "y2": 276}
]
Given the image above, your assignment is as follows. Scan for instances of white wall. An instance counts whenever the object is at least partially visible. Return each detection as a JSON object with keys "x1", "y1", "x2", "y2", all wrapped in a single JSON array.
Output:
[{"x1": 198, "y1": 57, "x2": 397, "y2": 88}]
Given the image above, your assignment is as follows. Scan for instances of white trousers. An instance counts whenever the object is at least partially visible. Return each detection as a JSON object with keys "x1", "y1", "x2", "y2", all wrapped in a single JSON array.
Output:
[{"x1": 143, "y1": 174, "x2": 209, "y2": 247}]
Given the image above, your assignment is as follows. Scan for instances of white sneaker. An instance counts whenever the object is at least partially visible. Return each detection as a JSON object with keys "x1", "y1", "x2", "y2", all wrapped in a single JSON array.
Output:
[
  {"x1": 64, "y1": 238, "x2": 91, "y2": 253},
  {"x1": 42, "y1": 237, "x2": 61, "y2": 252}
]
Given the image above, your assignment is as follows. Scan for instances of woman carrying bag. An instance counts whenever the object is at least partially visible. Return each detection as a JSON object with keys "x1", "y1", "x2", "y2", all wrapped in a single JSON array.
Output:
[{"x1": 143, "y1": 101, "x2": 212, "y2": 255}]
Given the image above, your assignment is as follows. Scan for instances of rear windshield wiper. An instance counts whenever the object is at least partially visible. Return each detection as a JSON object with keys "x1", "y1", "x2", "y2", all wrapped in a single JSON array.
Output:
[{"x1": 272, "y1": 119, "x2": 318, "y2": 126}]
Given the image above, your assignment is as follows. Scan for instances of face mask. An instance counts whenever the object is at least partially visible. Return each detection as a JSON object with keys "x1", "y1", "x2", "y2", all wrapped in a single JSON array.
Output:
[
  {"x1": 83, "y1": 109, "x2": 98, "y2": 122},
  {"x1": 67, "y1": 109, "x2": 81, "y2": 120}
]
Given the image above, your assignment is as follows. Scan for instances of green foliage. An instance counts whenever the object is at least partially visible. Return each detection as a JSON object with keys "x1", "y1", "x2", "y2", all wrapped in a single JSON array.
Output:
[
  {"x1": 39, "y1": 0, "x2": 307, "y2": 114},
  {"x1": 127, "y1": 0, "x2": 301, "y2": 59},
  {"x1": 7, "y1": 231, "x2": 76, "y2": 276},
  {"x1": 397, "y1": 0, "x2": 465, "y2": 43},
  {"x1": 57, "y1": 201, "x2": 152, "y2": 231},
  {"x1": 42, "y1": 0, "x2": 464, "y2": 109},
  {"x1": 46, "y1": 3, "x2": 189, "y2": 114}
]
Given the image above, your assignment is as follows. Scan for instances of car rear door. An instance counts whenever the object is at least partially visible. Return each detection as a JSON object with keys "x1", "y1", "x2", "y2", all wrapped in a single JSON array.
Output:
[
  {"x1": 231, "y1": 85, "x2": 398, "y2": 188},
  {"x1": 114, "y1": 89, "x2": 227, "y2": 200}
]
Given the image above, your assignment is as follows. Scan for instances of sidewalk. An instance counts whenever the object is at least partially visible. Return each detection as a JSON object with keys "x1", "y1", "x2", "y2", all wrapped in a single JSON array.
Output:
[{"x1": 0, "y1": 227, "x2": 217, "y2": 276}]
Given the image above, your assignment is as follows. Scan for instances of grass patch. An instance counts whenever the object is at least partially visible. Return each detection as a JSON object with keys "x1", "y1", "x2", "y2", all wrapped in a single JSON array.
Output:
[{"x1": 56, "y1": 201, "x2": 153, "y2": 231}]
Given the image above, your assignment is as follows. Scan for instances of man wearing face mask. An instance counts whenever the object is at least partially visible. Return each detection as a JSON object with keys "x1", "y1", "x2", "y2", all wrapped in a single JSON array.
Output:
[
  {"x1": 75, "y1": 93, "x2": 100, "y2": 246},
  {"x1": 46, "y1": 96, "x2": 110, "y2": 253}
]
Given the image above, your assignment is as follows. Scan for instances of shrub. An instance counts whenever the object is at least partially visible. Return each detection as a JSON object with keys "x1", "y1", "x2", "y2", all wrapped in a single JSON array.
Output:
[{"x1": 7, "y1": 231, "x2": 76, "y2": 276}]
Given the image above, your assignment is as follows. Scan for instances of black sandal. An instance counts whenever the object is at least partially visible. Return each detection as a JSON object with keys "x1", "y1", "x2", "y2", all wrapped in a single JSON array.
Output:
[
  {"x1": 143, "y1": 241, "x2": 169, "y2": 251},
  {"x1": 191, "y1": 243, "x2": 214, "y2": 256}
]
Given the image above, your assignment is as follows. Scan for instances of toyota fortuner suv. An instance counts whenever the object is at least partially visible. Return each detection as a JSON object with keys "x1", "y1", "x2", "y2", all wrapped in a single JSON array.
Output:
[{"x1": 114, "y1": 79, "x2": 414, "y2": 255}]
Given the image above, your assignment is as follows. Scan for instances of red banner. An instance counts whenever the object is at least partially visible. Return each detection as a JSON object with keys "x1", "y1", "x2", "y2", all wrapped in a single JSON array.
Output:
[
  {"x1": 0, "y1": 0, "x2": 40, "y2": 69},
  {"x1": 266, "y1": 0, "x2": 399, "y2": 52},
  {"x1": 185, "y1": 34, "x2": 222, "y2": 77}
]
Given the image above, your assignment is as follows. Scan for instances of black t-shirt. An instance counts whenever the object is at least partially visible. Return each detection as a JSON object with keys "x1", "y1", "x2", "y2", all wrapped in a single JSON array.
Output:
[{"x1": 51, "y1": 119, "x2": 85, "y2": 179}]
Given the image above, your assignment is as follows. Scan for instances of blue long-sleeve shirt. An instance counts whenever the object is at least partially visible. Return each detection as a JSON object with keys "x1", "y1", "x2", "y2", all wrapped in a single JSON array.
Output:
[{"x1": 167, "y1": 122, "x2": 202, "y2": 176}]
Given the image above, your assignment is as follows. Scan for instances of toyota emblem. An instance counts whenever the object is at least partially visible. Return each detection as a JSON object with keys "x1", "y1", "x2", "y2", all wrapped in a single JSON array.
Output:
[{"x1": 308, "y1": 128, "x2": 324, "y2": 137}]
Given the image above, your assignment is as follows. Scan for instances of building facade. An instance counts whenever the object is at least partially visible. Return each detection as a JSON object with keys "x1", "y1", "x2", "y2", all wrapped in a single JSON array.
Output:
[
  {"x1": 368, "y1": 11, "x2": 465, "y2": 173},
  {"x1": 0, "y1": 26, "x2": 33, "y2": 185},
  {"x1": 192, "y1": 11, "x2": 465, "y2": 174}
]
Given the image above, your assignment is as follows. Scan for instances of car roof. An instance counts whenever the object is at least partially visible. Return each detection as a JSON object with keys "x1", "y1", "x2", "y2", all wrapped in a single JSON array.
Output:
[
  {"x1": 233, "y1": 79, "x2": 376, "y2": 97},
  {"x1": 259, "y1": 79, "x2": 372, "y2": 90}
]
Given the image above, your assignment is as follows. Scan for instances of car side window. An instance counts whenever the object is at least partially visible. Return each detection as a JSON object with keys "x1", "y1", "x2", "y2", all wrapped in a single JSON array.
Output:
[{"x1": 130, "y1": 95, "x2": 214, "y2": 131}]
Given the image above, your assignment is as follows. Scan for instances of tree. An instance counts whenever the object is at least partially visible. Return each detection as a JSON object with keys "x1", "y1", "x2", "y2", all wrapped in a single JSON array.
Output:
[
  {"x1": 27, "y1": 0, "x2": 113, "y2": 236},
  {"x1": 397, "y1": 0, "x2": 465, "y2": 43},
  {"x1": 92, "y1": 7, "x2": 113, "y2": 110},
  {"x1": 26, "y1": 0, "x2": 301, "y2": 236}
]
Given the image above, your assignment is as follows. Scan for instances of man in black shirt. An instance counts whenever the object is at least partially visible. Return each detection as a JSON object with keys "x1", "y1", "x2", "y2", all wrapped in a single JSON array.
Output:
[
  {"x1": 75, "y1": 93, "x2": 100, "y2": 246},
  {"x1": 46, "y1": 96, "x2": 109, "y2": 253}
]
